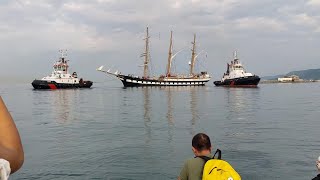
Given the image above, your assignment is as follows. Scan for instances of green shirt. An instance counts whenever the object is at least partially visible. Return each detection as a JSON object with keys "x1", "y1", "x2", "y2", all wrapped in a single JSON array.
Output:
[{"x1": 179, "y1": 154, "x2": 212, "y2": 180}]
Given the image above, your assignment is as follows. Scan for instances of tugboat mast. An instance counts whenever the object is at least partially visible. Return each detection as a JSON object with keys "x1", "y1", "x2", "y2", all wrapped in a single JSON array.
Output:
[
  {"x1": 56, "y1": 49, "x2": 69, "y2": 74},
  {"x1": 59, "y1": 49, "x2": 68, "y2": 60},
  {"x1": 166, "y1": 31, "x2": 173, "y2": 77},
  {"x1": 233, "y1": 50, "x2": 238, "y2": 60},
  {"x1": 190, "y1": 34, "x2": 196, "y2": 75},
  {"x1": 143, "y1": 27, "x2": 150, "y2": 79}
]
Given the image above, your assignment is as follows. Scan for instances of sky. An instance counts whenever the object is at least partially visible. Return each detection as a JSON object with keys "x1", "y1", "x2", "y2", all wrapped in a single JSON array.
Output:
[{"x1": 1, "y1": 0, "x2": 320, "y2": 82}]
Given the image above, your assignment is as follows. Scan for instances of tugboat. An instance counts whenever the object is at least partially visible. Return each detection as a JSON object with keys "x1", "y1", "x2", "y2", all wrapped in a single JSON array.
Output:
[
  {"x1": 214, "y1": 51, "x2": 260, "y2": 87},
  {"x1": 31, "y1": 50, "x2": 93, "y2": 89},
  {"x1": 97, "y1": 27, "x2": 210, "y2": 87}
]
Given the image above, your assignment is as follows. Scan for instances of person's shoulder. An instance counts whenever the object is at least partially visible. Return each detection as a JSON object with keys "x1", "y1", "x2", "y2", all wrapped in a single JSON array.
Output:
[
  {"x1": 312, "y1": 174, "x2": 320, "y2": 180},
  {"x1": 183, "y1": 157, "x2": 195, "y2": 164},
  {"x1": 185, "y1": 157, "x2": 207, "y2": 165},
  {"x1": 182, "y1": 157, "x2": 198, "y2": 165},
  {"x1": 186, "y1": 157, "x2": 202, "y2": 161}
]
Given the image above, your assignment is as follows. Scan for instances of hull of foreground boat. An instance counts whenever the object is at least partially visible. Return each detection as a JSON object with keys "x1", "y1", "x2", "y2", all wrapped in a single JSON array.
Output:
[
  {"x1": 214, "y1": 76, "x2": 260, "y2": 87},
  {"x1": 31, "y1": 80, "x2": 93, "y2": 89},
  {"x1": 118, "y1": 75, "x2": 210, "y2": 87}
]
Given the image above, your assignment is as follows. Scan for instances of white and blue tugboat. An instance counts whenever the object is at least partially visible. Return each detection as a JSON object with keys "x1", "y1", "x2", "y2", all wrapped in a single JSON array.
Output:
[
  {"x1": 31, "y1": 50, "x2": 93, "y2": 89},
  {"x1": 214, "y1": 51, "x2": 260, "y2": 87}
]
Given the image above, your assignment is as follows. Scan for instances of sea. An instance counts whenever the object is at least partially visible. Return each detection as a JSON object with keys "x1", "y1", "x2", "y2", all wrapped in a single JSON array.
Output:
[{"x1": 1, "y1": 81, "x2": 320, "y2": 180}]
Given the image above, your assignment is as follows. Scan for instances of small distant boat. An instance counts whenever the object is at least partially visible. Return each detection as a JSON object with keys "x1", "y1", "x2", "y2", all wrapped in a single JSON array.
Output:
[
  {"x1": 214, "y1": 51, "x2": 260, "y2": 87},
  {"x1": 97, "y1": 27, "x2": 211, "y2": 87},
  {"x1": 31, "y1": 50, "x2": 93, "y2": 89}
]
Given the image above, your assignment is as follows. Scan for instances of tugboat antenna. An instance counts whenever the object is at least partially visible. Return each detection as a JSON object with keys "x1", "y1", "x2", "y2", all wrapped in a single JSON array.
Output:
[
  {"x1": 233, "y1": 50, "x2": 238, "y2": 60},
  {"x1": 59, "y1": 49, "x2": 68, "y2": 59}
]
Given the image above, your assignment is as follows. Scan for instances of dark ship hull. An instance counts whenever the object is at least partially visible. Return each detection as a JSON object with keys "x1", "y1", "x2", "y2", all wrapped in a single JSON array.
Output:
[
  {"x1": 32, "y1": 80, "x2": 93, "y2": 89},
  {"x1": 214, "y1": 75, "x2": 260, "y2": 87},
  {"x1": 118, "y1": 75, "x2": 210, "y2": 87}
]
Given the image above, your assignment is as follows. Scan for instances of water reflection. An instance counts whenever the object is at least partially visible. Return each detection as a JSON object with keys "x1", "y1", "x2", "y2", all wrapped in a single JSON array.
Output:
[
  {"x1": 142, "y1": 88, "x2": 152, "y2": 144},
  {"x1": 190, "y1": 87, "x2": 199, "y2": 135},
  {"x1": 32, "y1": 89, "x2": 79, "y2": 124},
  {"x1": 52, "y1": 90, "x2": 79, "y2": 124},
  {"x1": 165, "y1": 87, "x2": 175, "y2": 142},
  {"x1": 163, "y1": 86, "x2": 201, "y2": 136},
  {"x1": 225, "y1": 88, "x2": 260, "y2": 119},
  {"x1": 226, "y1": 88, "x2": 246, "y2": 113},
  {"x1": 166, "y1": 88, "x2": 174, "y2": 126},
  {"x1": 141, "y1": 86, "x2": 203, "y2": 142},
  {"x1": 223, "y1": 87, "x2": 261, "y2": 145}
]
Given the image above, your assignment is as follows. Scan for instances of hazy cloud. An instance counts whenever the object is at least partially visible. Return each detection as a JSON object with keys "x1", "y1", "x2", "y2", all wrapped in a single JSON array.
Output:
[{"x1": 1, "y1": 0, "x2": 320, "y2": 82}]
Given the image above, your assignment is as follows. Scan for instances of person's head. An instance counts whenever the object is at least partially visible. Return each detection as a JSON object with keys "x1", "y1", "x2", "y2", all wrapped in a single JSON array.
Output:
[{"x1": 191, "y1": 133, "x2": 212, "y2": 156}]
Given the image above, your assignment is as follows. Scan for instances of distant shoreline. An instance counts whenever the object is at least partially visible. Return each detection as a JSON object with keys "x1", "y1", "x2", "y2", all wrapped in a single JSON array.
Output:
[{"x1": 260, "y1": 80, "x2": 319, "y2": 84}]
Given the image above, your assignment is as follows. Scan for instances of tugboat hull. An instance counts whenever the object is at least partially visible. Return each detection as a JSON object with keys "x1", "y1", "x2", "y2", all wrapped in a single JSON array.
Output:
[
  {"x1": 214, "y1": 76, "x2": 260, "y2": 87},
  {"x1": 32, "y1": 80, "x2": 93, "y2": 89}
]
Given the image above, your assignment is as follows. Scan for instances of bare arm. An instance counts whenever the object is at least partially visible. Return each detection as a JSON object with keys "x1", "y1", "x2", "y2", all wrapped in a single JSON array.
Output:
[{"x1": 0, "y1": 96, "x2": 24, "y2": 173}]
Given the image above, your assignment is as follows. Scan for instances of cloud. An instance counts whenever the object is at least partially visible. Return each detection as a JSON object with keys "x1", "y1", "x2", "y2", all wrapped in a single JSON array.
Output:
[
  {"x1": 0, "y1": 0, "x2": 320, "y2": 80},
  {"x1": 291, "y1": 13, "x2": 319, "y2": 27},
  {"x1": 0, "y1": 1, "x2": 146, "y2": 53},
  {"x1": 306, "y1": 0, "x2": 320, "y2": 6},
  {"x1": 234, "y1": 17, "x2": 287, "y2": 32}
]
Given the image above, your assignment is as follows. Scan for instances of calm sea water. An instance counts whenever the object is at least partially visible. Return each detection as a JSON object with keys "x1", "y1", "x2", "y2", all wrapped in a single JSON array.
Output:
[{"x1": 1, "y1": 81, "x2": 320, "y2": 179}]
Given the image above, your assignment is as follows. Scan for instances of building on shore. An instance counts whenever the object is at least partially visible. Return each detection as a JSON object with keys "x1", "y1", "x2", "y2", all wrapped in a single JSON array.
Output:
[{"x1": 278, "y1": 75, "x2": 300, "y2": 82}]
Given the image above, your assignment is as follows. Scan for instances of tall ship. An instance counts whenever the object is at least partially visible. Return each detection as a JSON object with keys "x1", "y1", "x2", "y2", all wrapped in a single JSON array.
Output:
[
  {"x1": 31, "y1": 50, "x2": 93, "y2": 89},
  {"x1": 214, "y1": 51, "x2": 260, "y2": 87},
  {"x1": 97, "y1": 27, "x2": 210, "y2": 87}
]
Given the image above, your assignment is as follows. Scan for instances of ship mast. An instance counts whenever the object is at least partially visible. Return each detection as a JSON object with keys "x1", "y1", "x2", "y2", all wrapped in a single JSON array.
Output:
[
  {"x1": 166, "y1": 31, "x2": 173, "y2": 77},
  {"x1": 190, "y1": 34, "x2": 196, "y2": 75},
  {"x1": 143, "y1": 27, "x2": 150, "y2": 79}
]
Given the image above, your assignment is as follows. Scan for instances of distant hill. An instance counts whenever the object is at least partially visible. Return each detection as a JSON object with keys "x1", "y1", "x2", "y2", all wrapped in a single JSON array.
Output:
[{"x1": 263, "y1": 68, "x2": 320, "y2": 80}]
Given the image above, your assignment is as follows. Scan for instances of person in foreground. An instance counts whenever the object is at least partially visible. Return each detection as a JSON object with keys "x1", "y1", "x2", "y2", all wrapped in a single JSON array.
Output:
[
  {"x1": 0, "y1": 96, "x2": 24, "y2": 175},
  {"x1": 178, "y1": 133, "x2": 212, "y2": 180},
  {"x1": 312, "y1": 157, "x2": 320, "y2": 180}
]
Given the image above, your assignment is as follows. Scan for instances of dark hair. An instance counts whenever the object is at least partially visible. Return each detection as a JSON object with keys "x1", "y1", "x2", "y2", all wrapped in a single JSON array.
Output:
[{"x1": 192, "y1": 133, "x2": 211, "y2": 151}]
